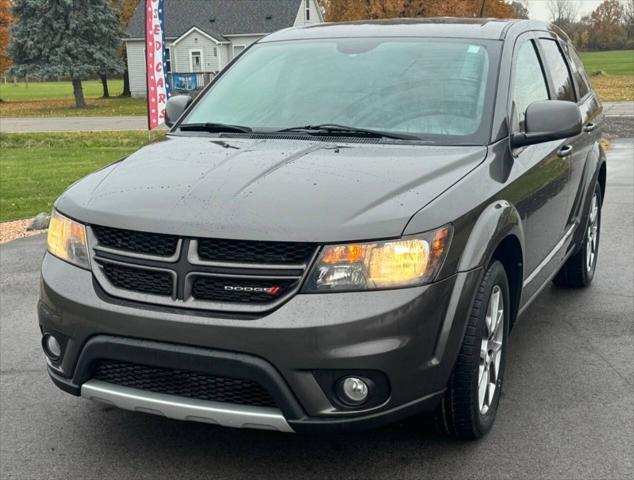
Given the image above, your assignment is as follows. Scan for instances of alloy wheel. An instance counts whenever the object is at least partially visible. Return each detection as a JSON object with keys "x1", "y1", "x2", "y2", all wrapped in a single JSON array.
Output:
[
  {"x1": 479, "y1": 285, "x2": 504, "y2": 415},
  {"x1": 586, "y1": 193, "x2": 599, "y2": 272}
]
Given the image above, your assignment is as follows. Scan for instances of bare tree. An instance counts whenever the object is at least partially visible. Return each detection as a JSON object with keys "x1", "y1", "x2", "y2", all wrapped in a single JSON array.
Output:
[
  {"x1": 624, "y1": 0, "x2": 634, "y2": 40},
  {"x1": 548, "y1": 0, "x2": 580, "y2": 30},
  {"x1": 510, "y1": 1, "x2": 529, "y2": 19}
]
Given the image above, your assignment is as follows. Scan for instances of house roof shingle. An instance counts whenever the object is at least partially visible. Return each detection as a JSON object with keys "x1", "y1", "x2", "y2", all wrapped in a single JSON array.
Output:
[{"x1": 126, "y1": 0, "x2": 304, "y2": 40}]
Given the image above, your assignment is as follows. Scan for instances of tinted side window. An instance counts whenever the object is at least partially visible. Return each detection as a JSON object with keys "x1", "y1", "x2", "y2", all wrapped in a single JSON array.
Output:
[
  {"x1": 568, "y1": 47, "x2": 591, "y2": 99},
  {"x1": 512, "y1": 41, "x2": 549, "y2": 132},
  {"x1": 539, "y1": 39, "x2": 576, "y2": 102}
]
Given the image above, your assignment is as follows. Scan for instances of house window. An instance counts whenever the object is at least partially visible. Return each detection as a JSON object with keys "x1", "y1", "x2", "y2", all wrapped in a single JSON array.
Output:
[
  {"x1": 190, "y1": 50, "x2": 203, "y2": 72},
  {"x1": 164, "y1": 48, "x2": 171, "y2": 73},
  {"x1": 213, "y1": 47, "x2": 217, "y2": 57},
  {"x1": 233, "y1": 45, "x2": 246, "y2": 59},
  {"x1": 305, "y1": 0, "x2": 310, "y2": 21}
]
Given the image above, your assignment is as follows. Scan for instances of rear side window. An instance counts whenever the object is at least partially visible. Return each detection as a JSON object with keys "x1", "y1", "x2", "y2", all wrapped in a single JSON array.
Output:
[
  {"x1": 511, "y1": 41, "x2": 549, "y2": 132},
  {"x1": 568, "y1": 47, "x2": 591, "y2": 99},
  {"x1": 539, "y1": 39, "x2": 576, "y2": 102}
]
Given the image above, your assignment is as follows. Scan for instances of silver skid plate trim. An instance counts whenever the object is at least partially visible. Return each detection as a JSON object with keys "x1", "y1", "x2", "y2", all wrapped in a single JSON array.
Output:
[{"x1": 81, "y1": 380, "x2": 294, "y2": 432}]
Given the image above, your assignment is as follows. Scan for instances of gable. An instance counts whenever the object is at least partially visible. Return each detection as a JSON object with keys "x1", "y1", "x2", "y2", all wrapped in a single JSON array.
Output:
[{"x1": 127, "y1": 0, "x2": 305, "y2": 39}]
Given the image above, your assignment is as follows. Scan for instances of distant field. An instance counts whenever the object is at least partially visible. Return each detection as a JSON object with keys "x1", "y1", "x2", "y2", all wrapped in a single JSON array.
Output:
[
  {"x1": 0, "y1": 79, "x2": 125, "y2": 101},
  {"x1": 578, "y1": 50, "x2": 634, "y2": 101},
  {"x1": 579, "y1": 50, "x2": 634, "y2": 76}
]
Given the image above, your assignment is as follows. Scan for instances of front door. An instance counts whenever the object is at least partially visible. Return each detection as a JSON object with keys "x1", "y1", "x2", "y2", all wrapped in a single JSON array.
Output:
[
  {"x1": 190, "y1": 50, "x2": 203, "y2": 72},
  {"x1": 509, "y1": 37, "x2": 572, "y2": 292}
]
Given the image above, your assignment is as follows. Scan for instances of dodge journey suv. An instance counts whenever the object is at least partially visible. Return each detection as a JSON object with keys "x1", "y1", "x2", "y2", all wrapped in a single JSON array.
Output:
[{"x1": 40, "y1": 18, "x2": 605, "y2": 439}]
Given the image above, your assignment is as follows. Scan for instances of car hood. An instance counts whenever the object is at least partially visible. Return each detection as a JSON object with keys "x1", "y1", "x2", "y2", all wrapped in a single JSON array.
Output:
[{"x1": 57, "y1": 136, "x2": 487, "y2": 242}]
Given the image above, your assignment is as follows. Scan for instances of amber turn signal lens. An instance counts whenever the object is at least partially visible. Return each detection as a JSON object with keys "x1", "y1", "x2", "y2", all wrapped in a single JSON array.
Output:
[{"x1": 322, "y1": 244, "x2": 365, "y2": 264}]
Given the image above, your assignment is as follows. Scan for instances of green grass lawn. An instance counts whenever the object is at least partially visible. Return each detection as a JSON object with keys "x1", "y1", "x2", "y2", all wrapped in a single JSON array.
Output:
[
  {"x1": 0, "y1": 132, "x2": 163, "y2": 222},
  {"x1": 579, "y1": 50, "x2": 634, "y2": 76},
  {"x1": 0, "y1": 79, "x2": 125, "y2": 101},
  {"x1": 0, "y1": 96, "x2": 147, "y2": 117},
  {"x1": 0, "y1": 79, "x2": 146, "y2": 117}
]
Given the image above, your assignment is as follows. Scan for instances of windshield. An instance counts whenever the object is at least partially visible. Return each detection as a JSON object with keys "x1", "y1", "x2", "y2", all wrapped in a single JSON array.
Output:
[{"x1": 183, "y1": 38, "x2": 500, "y2": 144}]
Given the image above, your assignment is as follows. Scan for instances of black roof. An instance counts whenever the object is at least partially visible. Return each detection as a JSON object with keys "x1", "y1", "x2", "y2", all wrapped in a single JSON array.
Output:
[
  {"x1": 263, "y1": 17, "x2": 551, "y2": 43},
  {"x1": 126, "y1": 0, "x2": 304, "y2": 40}
]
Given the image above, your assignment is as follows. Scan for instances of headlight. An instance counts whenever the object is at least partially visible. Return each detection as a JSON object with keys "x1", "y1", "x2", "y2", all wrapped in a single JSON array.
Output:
[
  {"x1": 303, "y1": 226, "x2": 452, "y2": 292},
  {"x1": 47, "y1": 210, "x2": 90, "y2": 269}
]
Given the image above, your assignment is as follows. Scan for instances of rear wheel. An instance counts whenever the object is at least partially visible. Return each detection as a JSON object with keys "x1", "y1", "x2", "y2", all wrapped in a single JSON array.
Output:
[
  {"x1": 436, "y1": 260, "x2": 509, "y2": 440},
  {"x1": 553, "y1": 183, "x2": 602, "y2": 288}
]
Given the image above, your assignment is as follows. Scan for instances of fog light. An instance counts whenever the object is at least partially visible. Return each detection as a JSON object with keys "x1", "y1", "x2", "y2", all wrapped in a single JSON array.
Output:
[
  {"x1": 44, "y1": 334, "x2": 62, "y2": 359},
  {"x1": 338, "y1": 377, "x2": 369, "y2": 406}
]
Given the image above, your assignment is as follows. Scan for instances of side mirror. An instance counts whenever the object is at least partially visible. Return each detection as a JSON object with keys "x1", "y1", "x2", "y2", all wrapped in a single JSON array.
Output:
[
  {"x1": 511, "y1": 100, "x2": 582, "y2": 148},
  {"x1": 165, "y1": 95, "x2": 193, "y2": 127}
]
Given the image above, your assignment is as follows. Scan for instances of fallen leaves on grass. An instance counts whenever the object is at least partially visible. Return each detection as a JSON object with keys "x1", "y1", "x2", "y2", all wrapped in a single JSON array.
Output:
[{"x1": 591, "y1": 75, "x2": 634, "y2": 102}]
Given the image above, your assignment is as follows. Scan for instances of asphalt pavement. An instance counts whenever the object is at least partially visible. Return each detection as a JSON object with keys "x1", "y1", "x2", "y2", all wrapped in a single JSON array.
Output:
[
  {"x1": 0, "y1": 115, "x2": 149, "y2": 133},
  {"x1": 0, "y1": 139, "x2": 632, "y2": 480}
]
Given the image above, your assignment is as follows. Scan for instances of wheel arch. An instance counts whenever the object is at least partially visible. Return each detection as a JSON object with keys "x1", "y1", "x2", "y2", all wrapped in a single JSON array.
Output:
[
  {"x1": 490, "y1": 235, "x2": 523, "y2": 331},
  {"x1": 457, "y1": 200, "x2": 525, "y2": 330}
]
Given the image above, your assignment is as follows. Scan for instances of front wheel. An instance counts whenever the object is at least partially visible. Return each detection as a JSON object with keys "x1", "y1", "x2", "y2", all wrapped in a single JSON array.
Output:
[
  {"x1": 553, "y1": 183, "x2": 602, "y2": 288},
  {"x1": 435, "y1": 260, "x2": 509, "y2": 440}
]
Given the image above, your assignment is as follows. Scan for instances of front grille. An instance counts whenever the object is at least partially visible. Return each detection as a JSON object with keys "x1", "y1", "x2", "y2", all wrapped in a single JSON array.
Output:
[
  {"x1": 90, "y1": 226, "x2": 316, "y2": 312},
  {"x1": 191, "y1": 276, "x2": 298, "y2": 304},
  {"x1": 100, "y1": 263, "x2": 173, "y2": 296},
  {"x1": 93, "y1": 225, "x2": 178, "y2": 257},
  {"x1": 197, "y1": 238, "x2": 315, "y2": 265},
  {"x1": 93, "y1": 360, "x2": 276, "y2": 408}
]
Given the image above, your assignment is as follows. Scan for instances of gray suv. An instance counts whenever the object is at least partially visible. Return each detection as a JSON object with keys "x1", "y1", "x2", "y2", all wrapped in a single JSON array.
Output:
[{"x1": 40, "y1": 18, "x2": 605, "y2": 439}]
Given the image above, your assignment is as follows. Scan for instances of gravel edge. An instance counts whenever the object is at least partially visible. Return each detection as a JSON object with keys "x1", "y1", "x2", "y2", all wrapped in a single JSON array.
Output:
[{"x1": 0, "y1": 219, "x2": 46, "y2": 244}]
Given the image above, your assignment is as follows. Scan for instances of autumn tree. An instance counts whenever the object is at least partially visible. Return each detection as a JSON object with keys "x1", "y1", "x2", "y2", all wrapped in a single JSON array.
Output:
[
  {"x1": 322, "y1": 0, "x2": 514, "y2": 22},
  {"x1": 0, "y1": 0, "x2": 12, "y2": 78},
  {"x1": 588, "y1": 0, "x2": 626, "y2": 50},
  {"x1": 9, "y1": 0, "x2": 124, "y2": 108}
]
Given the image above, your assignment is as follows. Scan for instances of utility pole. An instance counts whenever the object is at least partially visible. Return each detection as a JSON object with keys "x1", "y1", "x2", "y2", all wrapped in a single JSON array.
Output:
[{"x1": 480, "y1": 0, "x2": 486, "y2": 17}]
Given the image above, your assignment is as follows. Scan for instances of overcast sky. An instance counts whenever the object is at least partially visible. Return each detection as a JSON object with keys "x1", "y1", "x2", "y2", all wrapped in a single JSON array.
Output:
[{"x1": 525, "y1": 0, "x2": 605, "y2": 21}]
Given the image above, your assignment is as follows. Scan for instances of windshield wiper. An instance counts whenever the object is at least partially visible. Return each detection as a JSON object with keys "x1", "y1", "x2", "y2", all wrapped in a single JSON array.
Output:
[
  {"x1": 179, "y1": 122, "x2": 252, "y2": 133},
  {"x1": 276, "y1": 123, "x2": 419, "y2": 140}
]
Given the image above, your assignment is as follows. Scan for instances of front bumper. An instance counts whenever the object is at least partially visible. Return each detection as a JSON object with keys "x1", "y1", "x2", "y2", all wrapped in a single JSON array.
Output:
[{"x1": 39, "y1": 253, "x2": 482, "y2": 432}]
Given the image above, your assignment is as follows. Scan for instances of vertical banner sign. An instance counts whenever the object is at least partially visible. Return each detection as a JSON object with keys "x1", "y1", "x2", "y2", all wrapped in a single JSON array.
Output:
[{"x1": 145, "y1": 0, "x2": 170, "y2": 129}]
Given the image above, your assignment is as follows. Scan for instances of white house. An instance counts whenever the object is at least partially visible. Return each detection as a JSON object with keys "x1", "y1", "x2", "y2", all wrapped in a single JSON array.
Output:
[{"x1": 124, "y1": 0, "x2": 324, "y2": 97}]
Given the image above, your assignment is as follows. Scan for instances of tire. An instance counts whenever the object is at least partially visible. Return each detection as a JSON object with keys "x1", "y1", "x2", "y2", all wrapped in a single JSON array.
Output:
[
  {"x1": 553, "y1": 182, "x2": 602, "y2": 288},
  {"x1": 436, "y1": 260, "x2": 510, "y2": 440}
]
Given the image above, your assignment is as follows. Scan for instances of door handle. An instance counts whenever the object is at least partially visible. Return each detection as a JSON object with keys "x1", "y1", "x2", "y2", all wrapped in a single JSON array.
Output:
[
  {"x1": 557, "y1": 145, "x2": 574, "y2": 157},
  {"x1": 583, "y1": 122, "x2": 597, "y2": 133}
]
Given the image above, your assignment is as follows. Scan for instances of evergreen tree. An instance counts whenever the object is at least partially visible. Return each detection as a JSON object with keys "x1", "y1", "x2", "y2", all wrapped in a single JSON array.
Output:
[{"x1": 8, "y1": 0, "x2": 124, "y2": 108}]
